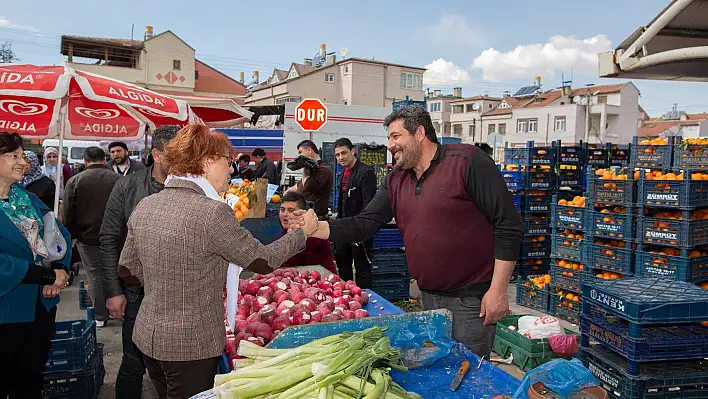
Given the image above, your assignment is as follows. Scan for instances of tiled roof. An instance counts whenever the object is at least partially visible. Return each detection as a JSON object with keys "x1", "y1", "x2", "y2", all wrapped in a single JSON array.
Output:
[
  {"x1": 483, "y1": 97, "x2": 525, "y2": 116},
  {"x1": 449, "y1": 95, "x2": 503, "y2": 103},
  {"x1": 292, "y1": 63, "x2": 314, "y2": 76},
  {"x1": 273, "y1": 69, "x2": 288, "y2": 80},
  {"x1": 637, "y1": 120, "x2": 698, "y2": 137},
  {"x1": 686, "y1": 113, "x2": 708, "y2": 120},
  {"x1": 570, "y1": 83, "x2": 626, "y2": 97},
  {"x1": 62, "y1": 35, "x2": 143, "y2": 48}
]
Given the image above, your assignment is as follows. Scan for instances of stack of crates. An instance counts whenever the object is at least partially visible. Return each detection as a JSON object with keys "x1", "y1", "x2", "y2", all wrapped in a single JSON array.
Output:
[
  {"x1": 609, "y1": 144, "x2": 631, "y2": 167},
  {"x1": 355, "y1": 143, "x2": 388, "y2": 187},
  {"x1": 549, "y1": 194, "x2": 587, "y2": 324},
  {"x1": 42, "y1": 304, "x2": 104, "y2": 399},
  {"x1": 553, "y1": 140, "x2": 586, "y2": 191},
  {"x1": 370, "y1": 226, "x2": 409, "y2": 301},
  {"x1": 580, "y1": 277, "x2": 708, "y2": 398},
  {"x1": 584, "y1": 167, "x2": 637, "y2": 290}
]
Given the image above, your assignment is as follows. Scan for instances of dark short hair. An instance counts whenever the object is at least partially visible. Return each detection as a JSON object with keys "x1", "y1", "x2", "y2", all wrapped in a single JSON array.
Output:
[
  {"x1": 384, "y1": 106, "x2": 438, "y2": 143},
  {"x1": 108, "y1": 141, "x2": 128, "y2": 152},
  {"x1": 281, "y1": 191, "x2": 306, "y2": 210},
  {"x1": 152, "y1": 125, "x2": 181, "y2": 152},
  {"x1": 333, "y1": 138, "x2": 354, "y2": 151},
  {"x1": 0, "y1": 132, "x2": 23, "y2": 155},
  {"x1": 297, "y1": 140, "x2": 319, "y2": 155},
  {"x1": 84, "y1": 146, "x2": 106, "y2": 163},
  {"x1": 238, "y1": 154, "x2": 251, "y2": 163},
  {"x1": 252, "y1": 148, "x2": 266, "y2": 157}
]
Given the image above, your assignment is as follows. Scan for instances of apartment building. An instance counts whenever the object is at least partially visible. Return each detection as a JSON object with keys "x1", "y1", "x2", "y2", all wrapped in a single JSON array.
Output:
[
  {"x1": 246, "y1": 45, "x2": 425, "y2": 107},
  {"x1": 638, "y1": 107, "x2": 708, "y2": 137},
  {"x1": 447, "y1": 92, "x2": 502, "y2": 144},
  {"x1": 426, "y1": 88, "x2": 462, "y2": 137},
  {"x1": 60, "y1": 28, "x2": 246, "y2": 100}
]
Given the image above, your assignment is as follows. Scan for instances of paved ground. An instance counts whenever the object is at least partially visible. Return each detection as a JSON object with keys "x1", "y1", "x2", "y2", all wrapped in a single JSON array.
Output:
[{"x1": 56, "y1": 273, "x2": 577, "y2": 398}]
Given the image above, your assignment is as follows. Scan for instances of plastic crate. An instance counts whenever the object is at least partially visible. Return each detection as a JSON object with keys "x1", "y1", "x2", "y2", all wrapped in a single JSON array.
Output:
[
  {"x1": 587, "y1": 146, "x2": 610, "y2": 168},
  {"x1": 587, "y1": 207, "x2": 635, "y2": 241},
  {"x1": 493, "y1": 333, "x2": 575, "y2": 372},
  {"x1": 551, "y1": 234, "x2": 584, "y2": 261},
  {"x1": 515, "y1": 280, "x2": 549, "y2": 312},
  {"x1": 500, "y1": 169, "x2": 553, "y2": 190},
  {"x1": 635, "y1": 245, "x2": 708, "y2": 283},
  {"x1": 370, "y1": 249, "x2": 408, "y2": 275},
  {"x1": 370, "y1": 164, "x2": 388, "y2": 187},
  {"x1": 636, "y1": 214, "x2": 708, "y2": 248},
  {"x1": 522, "y1": 213, "x2": 550, "y2": 236},
  {"x1": 551, "y1": 200, "x2": 588, "y2": 231},
  {"x1": 520, "y1": 238, "x2": 551, "y2": 259},
  {"x1": 581, "y1": 307, "x2": 708, "y2": 366},
  {"x1": 581, "y1": 277, "x2": 708, "y2": 325},
  {"x1": 503, "y1": 141, "x2": 555, "y2": 166},
  {"x1": 355, "y1": 143, "x2": 387, "y2": 166},
  {"x1": 609, "y1": 145, "x2": 631, "y2": 167},
  {"x1": 370, "y1": 274, "x2": 410, "y2": 301},
  {"x1": 584, "y1": 242, "x2": 634, "y2": 275},
  {"x1": 320, "y1": 142, "x2": 335, "y2": 158},
  {"x1": 42, "y1": 344, "x2": 104, "y2": 399},
  {"x1": 551, "y1": 263, "x2": 583, "y2": 292},
  {"x1": 554, "y1": 166, "x2": 584, "y2": 189},
  {"x1": 550, "y1": 293, "x2": 581, "y2": 325},
  {"x1": 78, "y1": 281, "x2": 91, "y2": 310},
  {"x1": 516, "y1": 259, "x2": 550, "y2": 277},
  {"x1": 553, "y1": 141, "x2": 586, "y2": 165},
  {"x1": 630, "y1": 136, "x2": 673, "y2": 169},
  {"x1": 638, "y1": 175, "x2": 708, "y2": 209},
  {"x1": 587, "y1": 172, "x2": 637, "y2": 206},
  {"x1": 45, "y1": 308, "x2": 97, "y2": 374},
  {"x1": 372, "y1": 229, "x2": 404, "y2": 249},
  {"x1": 672, "y1": 136, "x2": 708, "y2": 170},
  {"x1": 581, "y1": 345, "x2": 708, "y2": 399},
  {"x1": 514, "y1": 190, "x2": 552, "y2": 213}
]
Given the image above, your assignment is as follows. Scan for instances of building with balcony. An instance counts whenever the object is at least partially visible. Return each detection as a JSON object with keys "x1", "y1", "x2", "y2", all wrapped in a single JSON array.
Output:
[
  {"x1": 426, "y1": 88, "x2": 463, "y2": 137},
  {"x1": 60, "y1": 28, "x2": 246, "y2": 101},
  {"x1": 447, "y1": 92, "x2": 502, "y2": 144},
  {"x1": 245, "y1": 45, "x2": 425, "y2": 108}
]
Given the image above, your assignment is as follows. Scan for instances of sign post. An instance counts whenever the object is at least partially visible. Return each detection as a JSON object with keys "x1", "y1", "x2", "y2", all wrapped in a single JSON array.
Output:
[{"x1": 295, "y1": 99, "x2": 328, "y2": 132}]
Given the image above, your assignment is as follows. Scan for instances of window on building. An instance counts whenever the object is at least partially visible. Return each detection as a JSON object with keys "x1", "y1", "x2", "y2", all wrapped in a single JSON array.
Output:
[
  {"x1": 452, "y1": 105, "x2": 464, "y2": 114},
  {"x1": 466, "y1": 104, "x2": 475, "y2": 113},
  {"x1": 173, "y1": 60, "x2": 181, "y2": 70},
  {"x1": 499, "y1": 123, "x2": 506, "y2": 135},
  {"x1": 528, "y1": 118, "x2": 538, "y2": 133},
  {"x1": 324, "y1": 73, "x2": 335, "y2": 83},
  {"x1": 469, "y1": 125, "x2": 476, "y2": 141},
  {"x1": 343, "y1": 65, "x2": 349, "y2": 74},
  {"x1": 489, "y1": 104, "x2": 493, "y2": 109},
  {"x1": 430, "y1": 102, "x2": 441, "y2": 112},
  {"x1": 288, "y1": 68, "x2": 298, "y2": 79},
  {"x1": 194, "y1": 70, "x2": 199, "y2": 80},
  {"x1": 400, "y1": 72, "x2": 423, "y2": 90},
  {"x1": 488, "y1": 124, "x2": 496, "y2": 134},
  {"x1": 597, "y1": 95, "x2": 608, "y2": 104},
  {"x1": 517, "y1": 120, "x2": 527, "y2": 133},
  {"x1": 554, "y1": 116, "x2": 566, "y2": 132}
]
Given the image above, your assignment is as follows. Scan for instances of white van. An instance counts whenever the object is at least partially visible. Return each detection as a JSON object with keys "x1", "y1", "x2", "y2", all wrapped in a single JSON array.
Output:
[{"x1": 42, "y1": 139, "x2": 102, "y2": 166}]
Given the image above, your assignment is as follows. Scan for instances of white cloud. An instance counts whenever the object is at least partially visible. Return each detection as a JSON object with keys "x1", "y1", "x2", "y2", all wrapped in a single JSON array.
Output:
[
  {"x1": 471, "y1": 34, "x2": 612, "y2": 82},
  {"x1": 420, "y1": 13, "x2": 486, "y2": 50},
  {"x1": 0, "y1": 16, "x2": 39, "y2": 32},
  {"x1": 423, "y1": 58, "x2": 471, "y2": 85}
]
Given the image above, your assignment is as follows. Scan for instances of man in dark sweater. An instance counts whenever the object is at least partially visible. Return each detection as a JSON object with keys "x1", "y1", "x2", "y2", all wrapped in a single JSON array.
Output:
[
  {"x1": 63, "y1": 147, "x2": 120, "y2": 327},
  {"x1": 295, "y1": 106, "x2": 524, "y2": 356},
  {"x1": 286, "y1": 140, "x2": 334, "y2": 220}
]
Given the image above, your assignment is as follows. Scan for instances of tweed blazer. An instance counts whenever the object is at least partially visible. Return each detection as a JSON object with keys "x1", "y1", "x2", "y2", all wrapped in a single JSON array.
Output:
[{"x1": 120, "y1": 179, "x2": 307, "y2": 361}]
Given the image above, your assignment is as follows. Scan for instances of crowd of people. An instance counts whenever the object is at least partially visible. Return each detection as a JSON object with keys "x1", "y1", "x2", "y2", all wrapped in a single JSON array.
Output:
[{"x1": 0, "y1": 105, "x2": 524, "y2": 399}]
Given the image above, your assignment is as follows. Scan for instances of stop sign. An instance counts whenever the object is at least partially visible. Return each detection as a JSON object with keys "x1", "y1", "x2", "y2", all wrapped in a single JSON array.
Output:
[{"x1": 295, "y1": 99, "x2": 328, "y2": 131}]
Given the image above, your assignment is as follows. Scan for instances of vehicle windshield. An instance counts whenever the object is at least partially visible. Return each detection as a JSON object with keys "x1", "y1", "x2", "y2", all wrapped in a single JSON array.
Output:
[{"x1": 71, "y1": 147, "x2": 86, "y2": 160}]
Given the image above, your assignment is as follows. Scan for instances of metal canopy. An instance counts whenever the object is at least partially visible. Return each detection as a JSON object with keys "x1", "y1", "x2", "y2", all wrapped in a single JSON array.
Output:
[{"x1": 598, "y1": 0, "x2": 708, "y2": 81}]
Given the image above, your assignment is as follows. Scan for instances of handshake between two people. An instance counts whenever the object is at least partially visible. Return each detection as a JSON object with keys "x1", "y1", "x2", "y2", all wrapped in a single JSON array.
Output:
[
  {"x1": 287, "y1": 209, "x2": 329, "y2": 240},
  {"x1": 43, "y1": 269, "x2": 70, "y2": 299}
]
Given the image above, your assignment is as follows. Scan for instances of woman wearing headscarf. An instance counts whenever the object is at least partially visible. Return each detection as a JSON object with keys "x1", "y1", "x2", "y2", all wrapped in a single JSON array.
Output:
[
  {"x1": 20, "y1": 151, "x2": 56, "y2": 209},
  {"x1": 0, "y1": 132, "x2": 72, "y2": 398},
  {"x1": 41, "y1": 148, "x2": 71, "y2": 198}
]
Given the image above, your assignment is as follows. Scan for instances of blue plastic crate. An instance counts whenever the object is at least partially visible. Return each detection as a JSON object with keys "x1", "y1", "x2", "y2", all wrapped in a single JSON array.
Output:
[
  {"x1": 635, "y1": 245, "x2": 708, "y2": 283},
  {"x1": 581, "y1": 307, "x2": 708, "y2": 365},
  {"x1": 500, "y1": 169, "x2": 553, "y2": 190},
  {"x1": 672, "y1": 136, "x2": 708, "y2": 170},
  {"x1": 609, "y1": 145, "x2": 631, "y2": 168},
  {"x1": 638, "y1": 174, "x2": 708, "y2": 209},
  {"x1": 587, "y1": 207, "x2": 635, "y2": 241},
  {"x1": 515, "y1": 280, "x2": 549, "y2": 313},
  {"x1": 372, "y1": 229, "x2": 404, "y2": 249},
  {"x1": 584, "y1": 242, "x2": 634, "y2": 275},
  {"x1": 520, "y1": 238, "x2": 550, "y2": 259},
  {"x1": 635, "y1": 214, "x2": 708, "y2": 248},
  {"x1": 516, "y1": 260, "x2": 551, "y2": 277},
  {"x1": 42, "y1": 344, "x2": 104, "y2": 399},
  {"x1": 587, "y1": 170, "x2": 637, "y2": 206},
  {"x1": 554, "y1": 166, "x2": 584, "y2": 188},
  {"x1": 370, "y1": 274, "x2": 409, "y2": 301},
  {"x1": 581, "y1": 277, "x2": 708, "y2": 325},
  {"x1": 45, "y1": 308, "x2": 96, "y2": 374},
  {"x1": 550, "y1": 291, "x2": 581, "y2": 325},
  {"x1": 522, "y1": 213, "x2": 550, "y2": 235},
  {"x1": 587, "y1": 146, "x2": 610, "y2": 168},
  {"x1": 551, "y1": 234, "x2": 584, "y2": 261},
  {"x1": 371, "y1": 249, "x2": 408, "y2": 275},
  {"x1": 503, "y1": 141, "x2": 555, "y2": 166},
  {"x1": 551, "y1": 200, "x2": 588, "y2": 231},
  {"x1": 553, "y1": 141, "x2": 586, "y2": 165},
  {"x1": 630, "y1": 136, "x2": 673, "y2": 169},
  {"x1": 582, "y1": 345, "x2": 708, "y2": 399},
  {"x1": 550, "y1": 263, "x2": 583, "y2": 292}
]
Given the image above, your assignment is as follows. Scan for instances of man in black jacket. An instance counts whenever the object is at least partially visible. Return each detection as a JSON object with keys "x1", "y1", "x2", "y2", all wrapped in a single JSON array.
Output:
[
  {"x1": 63, "y1": 147, "x2": 120, "y2": 327},
  {"x1": 252, "y1": 148, "x2": 278, "y2": 185},
  {"x1": 107, "y1": 141, "x2": 145, "y2": 176},
  {"x1": 99, "y1": 125, "x2": 181, "y2": 399},
  {"x1": 333, "y1": 138, "x2": 377, "y2": 288}
]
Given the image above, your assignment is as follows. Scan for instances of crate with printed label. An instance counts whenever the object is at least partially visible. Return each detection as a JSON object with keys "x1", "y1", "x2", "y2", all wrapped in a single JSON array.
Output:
[{"x1": 635, "y1": 209, "x2": 708, "y2": 248}]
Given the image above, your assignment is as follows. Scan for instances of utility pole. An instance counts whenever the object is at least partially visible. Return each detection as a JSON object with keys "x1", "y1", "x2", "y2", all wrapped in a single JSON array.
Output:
[{"x1": 583, "y1": 84, "x2": 595, "y2": 143}]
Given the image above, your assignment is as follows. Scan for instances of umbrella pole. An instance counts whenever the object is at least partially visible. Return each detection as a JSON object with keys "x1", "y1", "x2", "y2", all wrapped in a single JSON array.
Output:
[{"x1": 53, "y1": 97, "x2": 68, "y2": 215}]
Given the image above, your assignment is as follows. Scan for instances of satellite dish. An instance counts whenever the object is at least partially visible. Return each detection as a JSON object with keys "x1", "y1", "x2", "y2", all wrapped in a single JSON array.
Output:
[
  {"x1": 472, "y1": 103, "x2": 481, "y2": 111},
  {"x1": 573, "y1": 96, "x2": 584, "y2": 105},
  {"x1": 312, "y1": 54, "x2": 324, "y2": 67},
  {"x1": 339, "y1": 48, "x2": 348, "y2": 58}
]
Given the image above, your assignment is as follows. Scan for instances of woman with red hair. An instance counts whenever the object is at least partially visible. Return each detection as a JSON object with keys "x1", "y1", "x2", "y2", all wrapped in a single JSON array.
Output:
[{"x1": 118, "y1": 124, "x2": 319, "y2": 398}]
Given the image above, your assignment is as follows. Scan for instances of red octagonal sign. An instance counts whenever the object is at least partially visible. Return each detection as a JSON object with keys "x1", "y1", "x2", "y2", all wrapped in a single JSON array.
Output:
[{"x1": 295, "y1": 99, "x2": 327, "y2": 131}]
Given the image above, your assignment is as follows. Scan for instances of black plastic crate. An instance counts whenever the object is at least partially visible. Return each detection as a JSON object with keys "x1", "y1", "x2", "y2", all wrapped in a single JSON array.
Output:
[
  {"x1": 370, "y1": 273, "x2": 409, "y2": 301},
  {"x1": 520, "y1": 237, "x2": 550, "y2": 259},
  {"x1": 584, "y1": 241, "x2": 635, "y2": 276},
  {"x1": 45, "y1": 309, "x2": 96, "y2": 374},
  {"x1": 551, "y1": 198, "x2": 588, "y2": 231},
  {"x1": 370, "y1": 249, "x2": 408, "y2": 275},
  {"x1": 553, "y1": 140, "x2": 586, "y2": 165},
  {"x1": 370, "y1": 164, "x2": 388, "y2": 187},
  {"x1": 550, "y1": 291, "x2": 581, "y2": 325},
  {"x1": 554, "y1": 166, "x2": 584, "y2": 189},
  {"x1": 515, "y1": 279, "x2": 549, "y2": 312},
  {"x1": 355, "y1": 143, "x2": 387, "y2": 166},
  {"x1": 550, "y1": 262, "x2": 583, "y2": 292},
  {"x1": 42, "y1": 344, "x2": 104, "y2": 399},
  {"x1": 586, "y1": 207, "x2": 635, "y2": 241},
  {"x1": 516, "y1": 259, "x2": 551, "y2": 277},
  {"x1": 551, "y1": 234, "x2": 584, "y2": 262},
  {"x1": 635, "y1": 245, "x2": 708, "y2": 283},
  {"x1": 581, "y1": 344, "x2": 708, "y2": 399},
  {"x1": 78, "y1": 281, "x2": 91, "y2": 310},
  {"x1": 372, "y1": 229, "x2": 404, "y2": 249},
  {"x1": 609, "y1": 145, "x2": 631, "y2": 168},
  {"x1": 500, "y1": 169, "x2": 553, "y2": 190},
  {"x1": 630, "y1": 136, "x2": 673, "y2": 169},
  {"x1": 503, "y1": 141, "x2": 555, "y2": 166},
  {"x1": 587, "y1": 146, "x2": 610, "y2": 168},
  {"x1": 522, "y1": 213, "x2": 551, "y2": 235},
  {"x1": 581, "y1": 277, "x2": 708, "y2": 325},
  {"x1": 587, "y1": 169, "x2": 638, "y2": 206},
  {"x1": 638, "y1": 174, "x2": 708, "y2": 210},
  {"x1": 636, "y1": 214, "x2": 708, "y2": 248},
  {"x1": 512, "y1": 190, "x2": 552, "y2": 213},
  {"x1": 672, "y1": 136, "x2": 708, "y2": 170}
]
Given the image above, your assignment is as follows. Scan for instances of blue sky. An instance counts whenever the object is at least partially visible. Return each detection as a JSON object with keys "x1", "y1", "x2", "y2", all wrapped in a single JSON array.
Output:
[{"x1": 2, "y1": 0, "x2": 705, "y2": 117}]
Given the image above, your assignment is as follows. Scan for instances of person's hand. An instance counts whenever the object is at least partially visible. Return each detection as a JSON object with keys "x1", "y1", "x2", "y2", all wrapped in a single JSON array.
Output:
[
  {"x1": 42, "y1": 285, "x2": 61, "y2": 298},
  {"x1": 53, "y1": 269, "x2": 69, "y2": 289},
  {"x1": 107, "y1": 295, "x2": 127, "y2": 321},
  {"x1": 480, "y1": 287, "x2": 510, "y2": 325},
  {"x1": 300, "y1": 209, "x2": 319, "y2": 236}
]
